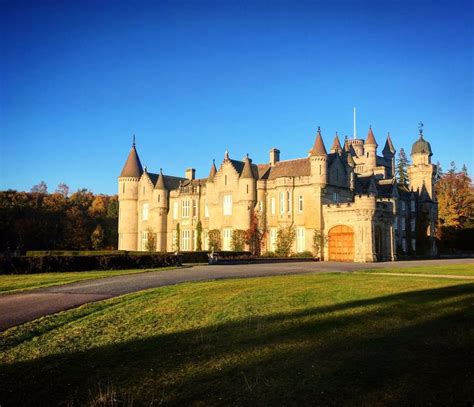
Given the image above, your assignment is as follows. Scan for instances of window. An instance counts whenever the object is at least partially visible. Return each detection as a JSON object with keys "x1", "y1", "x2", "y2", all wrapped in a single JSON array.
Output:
[
  {"x1": 182, "y1": 230, "x2": 191, "y2": 251},
  {"x1": 287, "y1": 191, "x2": 291, "y2": 213},
  {"x1": 394, "y1": 216, "x2": 398, "y2": 231},
  {"x1": 333, "y1": 192, "x2": 339, "y2": 203},
  {"x1": 298, "y1": 195, "x2": 303, "y2": 213},
  {"x1": 402, "y1": 218, "x2": 406, "y2": 231},
  {"x1": 271, "y1": 197, "x2": 276, "y2": 215},
  {"x1": 122, "y1": 183, "x2": 125, "y2": 193},
  {"x1": 411, "y1": 238, "x2": 416, "y2": 251},
  {"x1": 173, "y1": 202, "x2": 178, "y2": 219},
  {"x1": 246, "y1": 184, "x2": 249, "y2": 194},
  {"x1": 269, "y1": 228, "x2": 277, "y2": 252},
  {"x1": 141, "y1": 231, "x2": 148, "y2": 251},
  {"x1": 223, "y1": 195, "x2": 232, "y2": 216},
  {"x1": 223, "y1": 228, "x2": 232, "y2": 250},
  {"x1": 204, "y1": 200, "x2": 209, "y2": 218},
  {"x1": 142, "y1": 203, "x2": 149, "y2": 221},
  {"x1": 182, "y1": 200, "x2": 190, "y2": 218},
  {"x1": 401, "y1": 201, "x2": 406, "y2": 211},
  {"x1": 411, "y1": 200, "x2": 415, "y2": 212},
  {"x1": 279, "y1": 192, "x2": 285, "y2": 214},
  {"x1": 402, "y1": 238, "x2": 407, "y2": 253},
  {"x1": 157, "y1": 194, "x2": 160, "y2": 203},
  {"x1": 296, "y1": 227, "x2": 305, "y2": 252},
  {"x1": 192, "y1": 199, "x2": 197, "y2": 217},
  {"x1": 411, "y1": 218, "x2": 416, "y2": 232}
]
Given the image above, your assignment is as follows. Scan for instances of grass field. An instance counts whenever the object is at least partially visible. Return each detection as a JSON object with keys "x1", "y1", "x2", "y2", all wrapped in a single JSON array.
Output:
[
  {"x1": 1, "y1": 266, "x2": 473, "y2": 406},
  {"x1": 361, "y1": 264, "x2": 474, "y2": 277},
  {"x1": 0, "y1": 267, "x2": 181, "y2": 293}
]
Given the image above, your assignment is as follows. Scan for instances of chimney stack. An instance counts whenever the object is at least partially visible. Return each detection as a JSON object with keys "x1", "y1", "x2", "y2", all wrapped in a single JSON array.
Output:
[
  {"x1": 269, "y1": 148, "x2": 280, "y2": 166},
  {"x1": 185, "y1": 168, "x2": 195, "y2": 180}
]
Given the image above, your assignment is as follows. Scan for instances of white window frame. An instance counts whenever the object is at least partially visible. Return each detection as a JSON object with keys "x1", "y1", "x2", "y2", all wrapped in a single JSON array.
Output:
[
  {"x1": 223, "y1": 195, "x2": 232, "y2": 216},
  {"x1": 173, "y1": 202, "x2": 179, "y2": 219},
  {"x1": 182, "y1": 200, "x2": 190, "y2": 218},
  {"x1": 223, "y1": 228, "x2": 232, "y2": 250},
  {"x1": 182, "y1": 230, "x2": 191, "y2": 251},
  {"x1": 142, "y1": 203, "x2": 149, "y2": 221},
  {"x1": 269, "y1": 228, "x2": 277, "y2": 252},
  {"x1": 141, "y1": 231, "x2": 148, "y2": 251},
  {"x1": 298, "y1": 195, "x2": 303, "y2": 213},
  {"x1": 279, "y1": 192, "x2": 284, "y2": 214},
  {"x1": 296, "y1": 227, "x2": 305, "y2": 252}
]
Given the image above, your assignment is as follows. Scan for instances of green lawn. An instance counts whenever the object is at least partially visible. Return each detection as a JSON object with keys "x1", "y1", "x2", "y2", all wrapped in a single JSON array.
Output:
[
  {"x1": 1, "y1": 267, "x2": 473, "y2": 406},
  {"x1": 361, "y1": 264, "x2": 474, "y2": 276},
  {"x1": 0, "y1": 267, "x2": 180, "y2": 293}
]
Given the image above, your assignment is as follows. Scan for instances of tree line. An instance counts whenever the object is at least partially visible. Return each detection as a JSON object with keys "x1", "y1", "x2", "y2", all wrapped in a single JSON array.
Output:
[{"x1": 0, "y1": 182, "x2": 118, "y2": 254}]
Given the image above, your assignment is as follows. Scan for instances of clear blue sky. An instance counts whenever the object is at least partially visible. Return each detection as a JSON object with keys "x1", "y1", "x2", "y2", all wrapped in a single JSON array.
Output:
[{"x1": 1, "y1": 0, "x2": 472, "y2": 194}]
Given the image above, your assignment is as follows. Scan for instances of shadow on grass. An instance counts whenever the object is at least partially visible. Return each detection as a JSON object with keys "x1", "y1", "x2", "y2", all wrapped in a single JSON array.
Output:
[{"x1": 1, "y1": 284, "x2": 473, "y2": 406}]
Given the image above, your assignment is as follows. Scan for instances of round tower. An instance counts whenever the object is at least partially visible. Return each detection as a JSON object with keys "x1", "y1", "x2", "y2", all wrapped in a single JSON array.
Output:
[
  {"x1": 118, "y1": 137, "x2": 143, "y2": 251},
  {"x1": 153, "y1": 169, "x2": 169, "y2": 252},
  {"x1": 408, "y1": 126, "x2": 435, "y2": 200},
  {"x1": 364, "y1": 126, "x2": 378, "y2": 173}
]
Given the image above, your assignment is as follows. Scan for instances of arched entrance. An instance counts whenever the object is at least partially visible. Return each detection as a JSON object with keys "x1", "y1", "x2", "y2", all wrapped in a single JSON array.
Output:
[{"x1": 328, "y1": 225, "x2": 354, "y2": 262}]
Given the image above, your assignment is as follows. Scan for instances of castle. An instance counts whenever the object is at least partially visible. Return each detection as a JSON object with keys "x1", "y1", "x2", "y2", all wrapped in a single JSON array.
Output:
[{"x1": 118, "y1": 125, "x2": 438, "y2": 262}]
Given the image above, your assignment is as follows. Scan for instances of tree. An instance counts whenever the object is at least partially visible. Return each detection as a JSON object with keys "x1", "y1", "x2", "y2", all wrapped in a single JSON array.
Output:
[
  {"x1": 91, "y1": 224, "x2": 105, "y2": 250},
  {"x1": 276, "y1": 225, "x2": 296, "y2": 257},
  {"x1": 436, "y1": 162, "x2": 473, "y2": 230},
  {"x1": 231, "y1": 229, "x2": 246, "y2": 251},
  {"x1": 31, "y1": 181, "x2": 48, "y2": 194},
  {"x1": 55, "y1": 183, "x2": 69, "y2": 197},
  {"x1": 174, "y1": 223, "x2": 180, "y2": 251},
  {"x1": 245, "y1": 212, "x2": 262, "y2": 255},
  {"x1": 396, "y1": 148, "x2": 409, "y2": 186},
  {"x1": 312, "y1": 229, "x2": 327, "y2": 259},
  {"x1": 195, "y1": 221, "x2": 203, "y2": 251},
  {"x1": 208, "y1": 229, "x2": 221, "y2": 251},
  {"x1": 145, "y1": 228, "x2": 156, "y2": 252}
]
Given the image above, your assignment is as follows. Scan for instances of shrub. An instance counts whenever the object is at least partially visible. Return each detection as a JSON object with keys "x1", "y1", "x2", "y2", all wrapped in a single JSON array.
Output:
[
  {"x1": 276, "y1": 226, "x2": 296, "y2": 257},
  {"x1": 0, "y1": 253, "x2": 181, "y2": 275},
  {"x1": 208, "y1": 229, "x2": 221, "y2": 251},
  {"x1": 231, "y1": 230, "x2": 246, "y2": 251},
  {"x1": 291, "y1": 251, "x2": 314, "y2": 258}
]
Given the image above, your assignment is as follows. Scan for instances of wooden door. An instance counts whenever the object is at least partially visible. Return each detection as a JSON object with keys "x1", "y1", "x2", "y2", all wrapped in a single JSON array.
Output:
[{"x1": 328, "y1": 225, "x2": 354, "y2": 262}]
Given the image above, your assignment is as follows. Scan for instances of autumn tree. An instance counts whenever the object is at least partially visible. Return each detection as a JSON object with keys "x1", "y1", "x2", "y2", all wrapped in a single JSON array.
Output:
[
  {"x1": 276, "y1": 225, "x2": 296, "y2": 257},
  {"x1": 31, "y1": 181, "x2": 48, "y2": 194},
  {"x1": 91, "y1": 224, "x2": 105, "y2": 250},
  {"x1": 231, "y1": 229, "x2": 246, "y2": 251},
  {"x1": 55, "y1": 183, "x2": 70, "y2": 197},
  {"x1": 245, "y1": 212, "x2": 262, "y2": 255},
  {"x1": 396, "y1": 148, "x2": 409, "y2": 186}
]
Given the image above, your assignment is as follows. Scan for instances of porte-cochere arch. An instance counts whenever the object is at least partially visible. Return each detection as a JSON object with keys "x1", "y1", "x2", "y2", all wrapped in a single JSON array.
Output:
[{"x1": 328, "y1": 225, "x2": 354, "y2": 262}]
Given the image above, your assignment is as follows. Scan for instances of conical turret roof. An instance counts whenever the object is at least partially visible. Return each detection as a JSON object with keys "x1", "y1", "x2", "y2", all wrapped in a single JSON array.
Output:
[
  {"x1": 241, "y1": 155, "x2": 255, "y2": 179},
  {"x1": 208, "y1": 159, "x2": 217, "y2": 181},
  {"x1": 382, "y1": 133, "x2": 396, "y2": 156},
  {"x1": 120, "y1": 141, "x2": 143, "y2": 178},
  {"x1": 309, "y1": 127, "x2": 327, "y2": 156},
  {"x1": 365, "y1": 126, "x2": 378, "y2": 147},
  {"x1": 330, "y1": 133, "x2": 342, "y2": 153},
  {"x1": 155, "y1": 169, "x2": 166, "y2": 190}
]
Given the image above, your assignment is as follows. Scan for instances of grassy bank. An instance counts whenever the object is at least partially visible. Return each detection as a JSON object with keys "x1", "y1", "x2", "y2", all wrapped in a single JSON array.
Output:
[
  {"x1": 362, "y1": 264, "x2": 474, "y2": 276},
  {"x1": 0, "y1": 267, "x2": 180, "y2": 293},
  {"x1": 1, "y1": 267, "x2": 473, "y2": 406}
]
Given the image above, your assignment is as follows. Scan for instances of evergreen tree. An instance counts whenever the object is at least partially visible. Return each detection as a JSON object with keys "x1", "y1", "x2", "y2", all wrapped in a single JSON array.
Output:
[
  {"x1": 195, "y1": 221, "x2": 203, "y2": 251},
  {"x1": 396, "y1": 148, "x2": 409, "y2": 185}
]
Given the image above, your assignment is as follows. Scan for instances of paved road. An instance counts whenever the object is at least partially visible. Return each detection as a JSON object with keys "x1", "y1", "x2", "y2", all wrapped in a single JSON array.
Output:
[{"x1": 1, "y1": 258, "x2": 473, "y2": 331}]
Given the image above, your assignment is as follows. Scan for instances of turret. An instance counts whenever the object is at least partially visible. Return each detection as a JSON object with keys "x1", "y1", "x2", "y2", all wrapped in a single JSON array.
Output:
[
  {"x1": 330, "y1": 133, "x2": 342, "y2": 154},
  {"x1": 118, "y1": 136, "x2": 143, "y2": 250},
  {"x1": 309, "y1": 127, "x2": 328, "y2": 185},
  {"x1": 240, "y1": 154, "x2": 257, "y2": 203},
  {"x1": 382, "y1": 132, "x2": 396, "y2": 177},
  {"x1": 408, "y1": 126, "x2": 435, "y2": 200},
  {"x1": 364, "y1": 126, "x2": 378, "y2": 173},
  {"x1": 207, "y1": 159, "x2": 217, "y2": 182}
]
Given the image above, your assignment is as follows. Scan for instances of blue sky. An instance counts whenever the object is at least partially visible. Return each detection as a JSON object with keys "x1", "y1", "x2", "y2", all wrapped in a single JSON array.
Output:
[{"x1": 1, "y1": 0, "x2": 472, "y2": 194}]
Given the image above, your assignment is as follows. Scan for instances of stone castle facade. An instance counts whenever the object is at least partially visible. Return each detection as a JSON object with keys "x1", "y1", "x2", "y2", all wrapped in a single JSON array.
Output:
[{"x1": 118, "y1": 126, "x2": 438, "y2": 262}]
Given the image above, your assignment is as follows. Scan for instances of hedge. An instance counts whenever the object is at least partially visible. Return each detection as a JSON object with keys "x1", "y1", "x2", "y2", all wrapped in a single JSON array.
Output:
[{"x1": 0, "y1": 253, "x2": 181, "y2": 275}]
